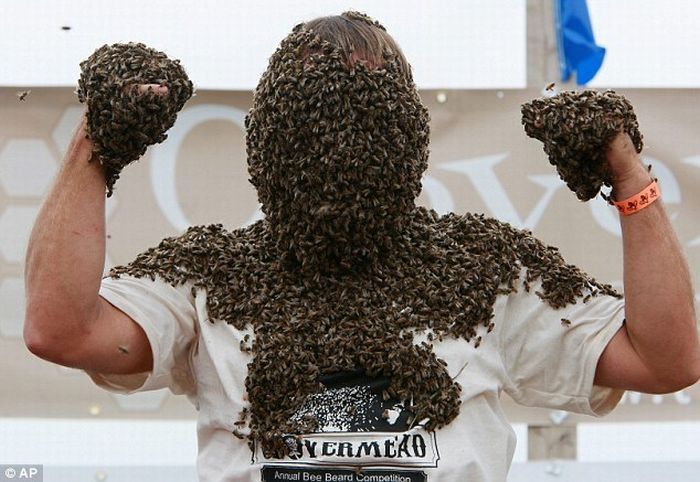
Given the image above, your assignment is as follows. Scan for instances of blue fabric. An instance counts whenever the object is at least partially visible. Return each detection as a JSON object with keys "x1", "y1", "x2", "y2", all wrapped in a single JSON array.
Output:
[{"x1": 555, "y1": 0, "x2": 606, "y2": 85}]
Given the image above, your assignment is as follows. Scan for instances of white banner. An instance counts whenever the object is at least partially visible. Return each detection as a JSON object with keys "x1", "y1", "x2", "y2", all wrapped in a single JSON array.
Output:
[{"x1": 0, "y1": 0, "x2": 526, "y2": 90}]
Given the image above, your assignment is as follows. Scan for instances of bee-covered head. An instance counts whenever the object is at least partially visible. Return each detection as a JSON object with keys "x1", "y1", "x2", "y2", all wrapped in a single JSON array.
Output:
[{"x1": 245, "y1": 11, "x2": 430, "y2": 274}]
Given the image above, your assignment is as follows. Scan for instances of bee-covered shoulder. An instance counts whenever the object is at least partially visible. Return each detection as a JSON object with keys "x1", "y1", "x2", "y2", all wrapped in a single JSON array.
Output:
[
  {"x1": 106, "y1": 223, "x2": 260, "y2": 287},
  {"x1": 428, "y1": 211, "x2": 620, "y2": 309},
  {"x1": 431, "y1": 211, "x2": 534, "y2": 254}
]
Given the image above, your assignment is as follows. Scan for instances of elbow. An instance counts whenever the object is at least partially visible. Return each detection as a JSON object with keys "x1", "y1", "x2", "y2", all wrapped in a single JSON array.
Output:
[
  {"x1": 690, "y1": 356, "x2": 700, "y2": 389},
  {"x1": 680, "y1": 346, "x2": 700, "y2": 391},
  {"x1": 675, "y1": 346, "x2": 700, "y2": 391},
  {"x1": 670, "y1": 371, "x2": 700, "y2": 393},
  {"x1": 23, "y1": 294, "x2": 95, "y2": 365},
  {"x1": 652, "y1": 362, "x2": 700, "y2": 394},
  {"x1": 24, "y1": 319, "x2": 61, "y2": 363},
  {"x1": 23, "y1": 313, "x2": 81, "y2": 366},
  {"x1": 24, "y1": 307, "x2": 45, "y2": 357}
]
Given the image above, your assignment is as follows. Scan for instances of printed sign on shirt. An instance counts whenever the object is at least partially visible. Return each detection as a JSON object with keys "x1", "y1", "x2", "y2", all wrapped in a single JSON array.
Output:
[{"x1": 261, "y1": 465, "x2": 427, "y2": 482}]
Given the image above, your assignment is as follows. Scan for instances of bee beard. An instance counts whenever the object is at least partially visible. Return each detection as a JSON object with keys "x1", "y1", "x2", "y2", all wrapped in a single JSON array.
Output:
[
  {"x1": 267, "y1": 175, "x2": 411, "y2": 275},
  {"x1": 249, "y1": 115, "x2": 428, "y2": 276},
  {"x1": 245, "y1": 34, "x2": 431, "y2": 276}
]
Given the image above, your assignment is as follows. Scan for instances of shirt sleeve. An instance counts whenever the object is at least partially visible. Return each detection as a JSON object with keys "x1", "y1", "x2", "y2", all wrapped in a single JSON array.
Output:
[
  {"x1": 498, "y1": 275, "x2": 626, "y2": 417},
  {"x1": 83, "y1": 274, "x2": 198, "y2": 397}
]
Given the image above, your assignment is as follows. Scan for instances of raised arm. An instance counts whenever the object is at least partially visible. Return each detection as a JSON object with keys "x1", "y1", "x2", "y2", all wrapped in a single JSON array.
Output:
[
  {"x1": 24, "y1": 85, "x2": 167, "y2": 375},
  {"x1": 594, "y1": 132, "x2": 700, "y2": 393}
]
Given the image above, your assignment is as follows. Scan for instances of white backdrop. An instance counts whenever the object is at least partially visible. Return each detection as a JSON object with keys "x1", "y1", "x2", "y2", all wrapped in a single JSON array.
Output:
[
  {"x1": 588, "y1": 0, "x2": 700, "y2": 88},
  {"x1": 0, "y1": 0, "x2": 526, "y2": 90}
]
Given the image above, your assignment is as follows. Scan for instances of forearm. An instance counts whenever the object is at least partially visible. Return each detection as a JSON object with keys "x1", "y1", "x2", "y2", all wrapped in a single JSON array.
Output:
[
  {"x1": 615, "y1": 162, "x2": 700, "y2": 385},
  {"x1": 24, "y1": 117, "x2": 107, "y2": 346}
]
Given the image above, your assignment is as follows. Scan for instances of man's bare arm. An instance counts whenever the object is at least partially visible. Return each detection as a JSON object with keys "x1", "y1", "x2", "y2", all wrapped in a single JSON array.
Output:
[
  {"x1": 24, "y1": 85, "x2": 167, "y2": 374},
  {"x1": 594, "y1": 132, "x2": 700, "y2": 393}
]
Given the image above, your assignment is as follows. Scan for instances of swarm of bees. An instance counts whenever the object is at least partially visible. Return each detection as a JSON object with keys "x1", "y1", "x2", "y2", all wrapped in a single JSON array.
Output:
[
  {"x1": 246, "y1": 13, "x2": 430, "y2": 277},
  {"x1": 108, "y1": 14, "x2": 620, "y2": 459},
  {"x1": 521, "y1": 89, "x2": 644, "y2": 201},
  {"x1": 76, "y1": 42, "x2": 194, "y2": 196}
]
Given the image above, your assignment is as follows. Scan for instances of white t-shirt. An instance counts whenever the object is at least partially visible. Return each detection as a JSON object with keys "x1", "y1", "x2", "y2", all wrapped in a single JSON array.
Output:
[{"x1": 86, "y1": 272, "x2": 625, "y2": 482}]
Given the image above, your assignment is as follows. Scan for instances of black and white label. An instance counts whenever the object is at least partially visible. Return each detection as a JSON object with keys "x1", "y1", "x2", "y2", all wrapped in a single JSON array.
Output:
[{"x1": 254, "y1": 430, "x2": 440, "y2": 468}]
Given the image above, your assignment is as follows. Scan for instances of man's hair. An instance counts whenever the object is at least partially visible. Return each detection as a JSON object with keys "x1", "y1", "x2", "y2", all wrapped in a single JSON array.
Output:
[{"x1": 303, "y1": 12, "x2": 412, "y2": 80}]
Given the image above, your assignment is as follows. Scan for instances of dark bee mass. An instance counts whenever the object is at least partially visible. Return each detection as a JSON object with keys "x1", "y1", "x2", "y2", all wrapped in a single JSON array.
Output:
[
  {"x1": 76, "y1": 42, "x2": 194, "y2": 196},
  {"x1": 108, "y1": 13, "x2": 620, "y2": 459},
  {"x1": 109, "y1": 218, "x2": 618, "y2": 458},
  {"x1": 246, "y1": 12, "x2": 429, "y2": 276},
  {"x1": 521, "y1": 90, "x2": 644, "y2": 201}
]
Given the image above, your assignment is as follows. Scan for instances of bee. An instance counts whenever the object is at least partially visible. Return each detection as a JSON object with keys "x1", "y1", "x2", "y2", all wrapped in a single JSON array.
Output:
[
  {"x1": 354, "y1": 466, "x2": 363, "y2": 476},
  {"x1": 560, "y1": 318, "x2": 571, "y2": 327},
  {"x1": 232, "y1": 429, "x2": 246, "y2": 440},
  {"x1": 315, "y1": 204, "x2": 332, "y2": 216},
  {"x1": 17, "y1": 90, "x2": 31, "y2": 101},
  {"x1": 545, "y1": 82, "x2": 556, "y2": 91},
  {"x1": 117, "y1": 345, "x2": 129, "y2": 354},
  {"x1": 474, "y1": 336, "x2": 482, "y2": 348}
]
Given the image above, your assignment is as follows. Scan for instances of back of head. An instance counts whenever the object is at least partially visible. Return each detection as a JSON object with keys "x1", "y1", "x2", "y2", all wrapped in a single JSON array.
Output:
[{"x1": 246, "y1": 12, "x2": 430, "y2": 274}]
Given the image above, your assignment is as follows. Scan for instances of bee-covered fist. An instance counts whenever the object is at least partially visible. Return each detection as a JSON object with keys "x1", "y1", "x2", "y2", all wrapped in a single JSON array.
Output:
[
  {"x1": 77, "y1": 42, "x2": 194, "y2": 196},
  {"x1": 521, "y1": 89, "x2": 644, "y2": 202}
]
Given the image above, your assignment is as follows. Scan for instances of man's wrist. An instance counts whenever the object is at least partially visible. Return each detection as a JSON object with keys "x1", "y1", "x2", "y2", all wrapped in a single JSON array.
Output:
[{"x1": 611, "y1": 163, "x2": 654, "y2": 201}]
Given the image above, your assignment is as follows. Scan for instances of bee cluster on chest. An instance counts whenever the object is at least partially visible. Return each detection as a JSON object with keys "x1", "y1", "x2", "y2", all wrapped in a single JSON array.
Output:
[{"x1": 109, "y1": 207, "x2": 619, "y2": 458}]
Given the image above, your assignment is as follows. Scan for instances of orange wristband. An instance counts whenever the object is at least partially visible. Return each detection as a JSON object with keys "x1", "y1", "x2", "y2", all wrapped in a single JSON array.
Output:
[{"x1": 611, "y1": 179, "x2": 660, "y2": 215}]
